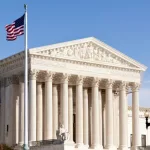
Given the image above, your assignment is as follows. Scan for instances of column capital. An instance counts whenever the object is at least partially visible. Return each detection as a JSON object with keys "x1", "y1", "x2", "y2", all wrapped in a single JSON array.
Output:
[
  {"x1": 0, "y1": 78, "x2": 5, "y2": 87},
  {"x1": 61, "y1": 73, "x2": 69, "y2": 83},
  {"x1": 131, "y1": 82, "x2": 140, "y2": 92},
  {"x1": 76, "y1": 75, "x2": 83, "y2": 85},
  {"x1": 119, "y1": 81, "x2": 127, "y2": 90},
  {"x1": 45, "y1": 71, "x2": 54, "y2": 82},
  {"x1": 105, "y1": 79, "x2": 114, "y2": 89},
  {"x1": 5, "y1": 75, "x2": 19, "y2": 87},
  {"x1": 29, "y1": 69, "x2": 37, "y2": 80},
  {"x1": 18, "y1": 75, "x2": 24, "y2": 82},
  {"x1": 92, "y1": 77, "x2": 100, "y2": 87}
]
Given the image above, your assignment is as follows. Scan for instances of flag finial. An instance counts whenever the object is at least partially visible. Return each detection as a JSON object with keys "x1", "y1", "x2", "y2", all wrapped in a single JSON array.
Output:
[{"x1": 24, "y1": 4, "x2": 27, "y2": 10}]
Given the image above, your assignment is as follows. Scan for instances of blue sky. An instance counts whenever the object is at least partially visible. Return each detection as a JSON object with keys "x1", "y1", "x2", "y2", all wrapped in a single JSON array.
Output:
[{"x1": 0, "y1": 1, "x2": 150, "y2": 107}]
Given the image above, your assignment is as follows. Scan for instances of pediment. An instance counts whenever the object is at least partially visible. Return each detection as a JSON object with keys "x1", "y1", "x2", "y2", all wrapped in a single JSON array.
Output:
[{"x1": 30, "y1": 37, "x2": 147, "y2": 71}]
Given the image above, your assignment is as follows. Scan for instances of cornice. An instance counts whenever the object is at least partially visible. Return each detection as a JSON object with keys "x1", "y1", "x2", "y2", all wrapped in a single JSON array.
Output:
[
  {"x1": 30, "y1": 53, "x2": 141, "y2": 73},
  {"x1": 91, "y1": 37, "x2": 147, "y2": 71},
  {"x1": 0, "y1": 37, "x2": 147, "y2": 76},
  {"x1": 0, "y1": 53, "x2": 31, "y2": 76},
  {"x1": 0, "y1": 51, "x2": 24, "y2": 65},
  {"x1": 28, "y1": 37, "x2": 147, "y2": 71}
]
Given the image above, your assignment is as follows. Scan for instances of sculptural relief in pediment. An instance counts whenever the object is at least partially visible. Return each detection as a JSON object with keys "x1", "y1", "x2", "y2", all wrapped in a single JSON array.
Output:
[{"x1": 36, "y1": 42, "x2": 138, "y2": 68}]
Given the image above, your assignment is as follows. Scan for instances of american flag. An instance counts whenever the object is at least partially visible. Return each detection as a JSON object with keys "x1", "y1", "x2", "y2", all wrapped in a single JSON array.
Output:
[{"x1": 5, "y1": 14, "x2": 25, "y2": 41}]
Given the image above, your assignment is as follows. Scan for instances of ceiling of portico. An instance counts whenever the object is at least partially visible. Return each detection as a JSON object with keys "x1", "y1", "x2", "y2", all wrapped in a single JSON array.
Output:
[{"x1": 29, "y1": 37, "x2": 147, "y2": 71}]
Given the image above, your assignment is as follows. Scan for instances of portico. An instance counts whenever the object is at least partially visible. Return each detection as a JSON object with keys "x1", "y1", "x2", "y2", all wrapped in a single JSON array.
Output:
[{"x1": 0, "y1": 37, "x2": 147, "y2": 150}]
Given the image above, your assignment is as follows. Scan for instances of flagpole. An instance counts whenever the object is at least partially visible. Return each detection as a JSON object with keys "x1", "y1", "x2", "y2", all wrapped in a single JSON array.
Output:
[{"x1": 23, "y1": 4, "x2": 29, "y2": 150}]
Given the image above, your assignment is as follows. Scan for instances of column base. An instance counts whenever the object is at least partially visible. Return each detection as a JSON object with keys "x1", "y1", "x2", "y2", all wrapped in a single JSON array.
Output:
[
  {"x1": 28, "y1": 141, "x2": 36, "y2": 147},
  {"x1": 119, "y1": 145, "x2": 128, "y2": 150},
  {"x1": 64, "y1": 140, "x2": 75, "y2": 150},
  {"x1": 131, "y1": 146, "x2": 140, "y2": 150},
  {"x1": 75, "y1": 143, "x2": 88, "y2": 149},
  {"x1": 23, "y1": 144, "x2": 29, "y2": 150},
  {"x1": 105, "y1": 145, "x2": 117, "y2": 150},
  {"x1": 18, "y1": 142, "x2": 24, "y2": 146},
  {"x1": 14, "y1": 144, "x2": 29, "y2": 150},
  {"x1": 84, "y1": 144, "x2": 89, "y2": 148},
  {"x1": 91, "y1": 144, "x2": 103, "y2": 150}
]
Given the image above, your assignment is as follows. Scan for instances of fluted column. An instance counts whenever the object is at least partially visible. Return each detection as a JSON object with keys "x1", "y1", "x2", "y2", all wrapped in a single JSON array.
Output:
[
  {"x1": 44, "y1": 72, "x2": 53, "y2": 139},
  {"x1": 18, "y1": 76, "x2": 24, "y2": 145},
  {"x1": 68, "y1": 86, "x2": 73, "y2": 141},
  {"x1": 105, "y1": 79, "x2": 114, "y2": 150},
  {"x1": 99, "y1": 90, "x2": 103, "y2": 149},
  {"x1": 61, "y1": 74, "x2": 69, "y2": 130},
  {"x1": 132, "y1": 83, "x2": 140, "y2": 150},
  {"x1": 52, "y1": 85, "x2": 58, "y2": 139},
  {"x1": 36, "y1": 82, "x2": 43, "y2": 141},
  {"x1": 29, "y1": 70, "x2": 37, "y2": 142},
  {"x1": 119, "y1": 81, "x2": 128, "y2": 150},
  {"x1": 76, "y1": 76, "x2": 83, "y2": 147},
  {"x1": 92, "y1": 78, "x2": 100, "y2": 149},
  {"x1": 83, "y1": 88, "x2": 89, "y2": 147},
  {"x1": 16, "y1": 98, "x2": 19, "y2": 144}
]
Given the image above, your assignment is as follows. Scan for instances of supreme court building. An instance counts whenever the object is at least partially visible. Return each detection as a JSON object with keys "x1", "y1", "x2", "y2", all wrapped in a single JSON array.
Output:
[{"x1": 0, "y1": 37, "x2": 147, "y2": 150}]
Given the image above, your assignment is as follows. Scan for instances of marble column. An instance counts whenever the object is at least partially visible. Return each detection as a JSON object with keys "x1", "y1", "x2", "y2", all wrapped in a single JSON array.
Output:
[
  {"x1": 44, "y1": 72, "x2": 53, "y2": 139},
  {"x1": 61, "y1": 74, "x2": 68, "y2": 130},
  {"x1": 119, "y1": 82, "x2": 128, "y2": 150},
  {"x1": 83, "y1": 88, "x2": 89, "y2": 147},
  {"x1": 0, "y1": 79, "x2": 5, "y2": 143},
  {"x1": 132, "y1": 83, "x2": 140, "y2": 150},
  {"x1": 68, "y1": 86, "x2": 73, "y2": 141},
  {"x1": 36, "y1": 82, "x2": 43, "y2": 141},
  {"x1": 29, "y1": 71, "x2": 37, "y2": 142},
  {"x1": 52, "y1": 85, "x2": 58, "y2": 139},
  {"x1": 88, "y1": 90, "x2": 92, "y2": 146},
  {"x1": 10, "y1": 76, "x2": 19, "y2": 145},
  {"x1": 105, "y1": 79, "x2": 114, "y2": 150},
  {"x1": 99, "y1": 90, "x2": 103, "y2": 149},
  {"x1": 92, "y1": 78, "x2": 100, "y2": 149},
  {"x1": 18, "y1": 76, "x2": 24, "y2": 145},
  {"x1": 76, "y1": 76, "x2": 83, "y2": 147},
  {"x1": 16, "y1": 98, "x2": 19, "y2": 144}
]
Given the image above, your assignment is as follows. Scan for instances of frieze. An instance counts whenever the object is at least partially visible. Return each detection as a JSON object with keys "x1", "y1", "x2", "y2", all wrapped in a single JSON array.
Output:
[
  {"x1": 36, "y1": 41, "x2": 138, "y2": 68},
  {"x1": 31, "y1": 55, "x2": 141, "y2": 78}
]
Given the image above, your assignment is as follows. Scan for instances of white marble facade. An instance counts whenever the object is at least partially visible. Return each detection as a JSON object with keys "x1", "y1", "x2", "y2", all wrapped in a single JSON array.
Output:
[{"x1": 0, "y1": 37, "x2": 147, "y2": 150}]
